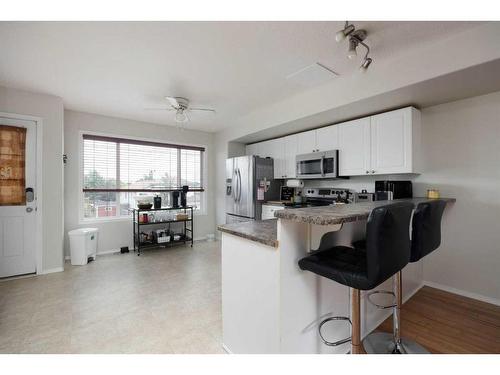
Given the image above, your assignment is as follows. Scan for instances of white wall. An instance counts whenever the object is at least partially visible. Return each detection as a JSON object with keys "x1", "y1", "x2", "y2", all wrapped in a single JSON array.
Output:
[
  {"x1": 0, "y1": 86, "x2": 65, "y2": 272},
  {"x1": 64, "y1": 110, "x2": 215, "y2": 255},
  {"x1": 216, "y1": 91, "x2": 500, "y2": 303},
  {"x1": 414, "y1": 91, "x2": 500, "y2": 303}
]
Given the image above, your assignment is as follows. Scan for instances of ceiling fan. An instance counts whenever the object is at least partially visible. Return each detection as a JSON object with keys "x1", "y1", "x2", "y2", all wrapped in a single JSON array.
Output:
[{"x1": 145, "y1": 96, "x2": 216, "y2": 123}]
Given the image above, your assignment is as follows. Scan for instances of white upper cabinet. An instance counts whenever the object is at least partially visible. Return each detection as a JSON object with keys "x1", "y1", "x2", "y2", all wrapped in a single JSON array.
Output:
[
  {"x1": 338, "y1": 118, "x2": 371, "y2": 176},
  {"x1": 370, "y1": 107, "x2": 418, "y2": 174},
  {"x1": 245, "y1": 107, "x2": 421, "y2": 178},
  {"x1": 316, "y1": 125, "x2": 339, "y2": 152},
  {"x1": 296, "y1": 129, "x2": 317, "y2": 155},
  {"x1": 296, "y1": 125, "x2": 339, "y2": 154},
  {"x1": 265, "y1": 138, "x2": 285, "y2": 179},
  {"x1": 283, "y1": 134, "x2": 298, "y2": 179}
]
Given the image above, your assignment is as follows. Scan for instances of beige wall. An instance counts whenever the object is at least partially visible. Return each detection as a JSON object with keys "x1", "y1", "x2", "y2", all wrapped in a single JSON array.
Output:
[
  {"x1": 64, "y1": 110, "x2": 215, "y2": 255},
  {"x1": 0, "y1": 86, "x2": 65, "y2": 272},
  {"x1": 414, "y1": 91, "x2": 500, "y2": 303}
]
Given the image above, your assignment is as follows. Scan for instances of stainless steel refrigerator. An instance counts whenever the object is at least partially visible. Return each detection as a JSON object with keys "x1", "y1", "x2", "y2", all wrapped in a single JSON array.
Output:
[{"x1": 225, "y1": 155, "x2": 280, "y2": 223}]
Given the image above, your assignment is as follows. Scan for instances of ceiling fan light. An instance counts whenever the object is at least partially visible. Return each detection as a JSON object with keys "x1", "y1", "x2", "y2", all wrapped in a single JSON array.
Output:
[{"x1": 175, "y1": 110, "x2": 188, "y2": 123}]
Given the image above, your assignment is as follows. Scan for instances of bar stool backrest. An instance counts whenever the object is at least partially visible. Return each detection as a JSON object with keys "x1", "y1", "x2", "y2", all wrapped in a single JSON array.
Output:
[
  {"x1": 410, "y1": 200, "x2": 447, "y2": 262},
  {"x1": 366, "y1": 202, "x2": 414, "y2": 285}
]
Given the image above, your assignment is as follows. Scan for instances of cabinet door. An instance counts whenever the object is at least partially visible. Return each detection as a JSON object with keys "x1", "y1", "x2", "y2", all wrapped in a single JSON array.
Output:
[
  {"x1": 370, "y1": 108, "x2": 412, "y2": 174},
  {"x1": 264, "y1": 138, "x2": 285, "y2": 179},
  {"x1": 256, "y1": 139, "x2": 274, "y2": 158},
  {"x1": 296, "y1": 129, "x2": 317, "y2": 155},
  {"x1": 338, "y1": 118, "x2": 371, "y2": 176},
  {"x1": 316, "y1": 125, "x2": 339, "y2": 152},
  {"x1": 283, "y1": 134, "x2": 298, "y2": 179}
]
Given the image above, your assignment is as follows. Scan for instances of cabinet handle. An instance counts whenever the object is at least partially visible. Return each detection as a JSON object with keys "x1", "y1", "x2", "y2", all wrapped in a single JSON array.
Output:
[
  {"x1": 371, "y1": 170, "x2": 375, "y2": 174},
  {"x1": 366, "y1": 170, "x2": 369, "y2": 174}
]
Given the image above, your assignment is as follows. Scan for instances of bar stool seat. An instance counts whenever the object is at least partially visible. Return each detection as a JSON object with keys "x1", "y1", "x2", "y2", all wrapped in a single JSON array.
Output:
[{"x1": 299, "y1": 246, "x2": 372, "y2": 290}]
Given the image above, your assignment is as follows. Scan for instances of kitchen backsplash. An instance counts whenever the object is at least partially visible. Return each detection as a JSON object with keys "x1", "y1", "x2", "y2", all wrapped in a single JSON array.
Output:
[{"x1": 301, "y1": 174, "x2": 417, "y2": 193}]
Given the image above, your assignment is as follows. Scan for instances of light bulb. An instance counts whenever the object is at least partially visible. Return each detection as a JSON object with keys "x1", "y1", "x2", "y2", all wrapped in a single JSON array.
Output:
[
  {"x1": 347, "y1": 47, "x2": 357, "y2": 60},
  {"x1": 175, "y1": 110, "x2": 188, "y2": 123},
  {"x1": 347, "y1": 38, "x2": 358, "y2": 59}
]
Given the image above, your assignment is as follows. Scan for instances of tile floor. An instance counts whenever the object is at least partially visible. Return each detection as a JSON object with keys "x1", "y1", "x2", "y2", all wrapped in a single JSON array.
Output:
[{"x1": 0, "y1": 240, "x2": 223, "y2": 354}]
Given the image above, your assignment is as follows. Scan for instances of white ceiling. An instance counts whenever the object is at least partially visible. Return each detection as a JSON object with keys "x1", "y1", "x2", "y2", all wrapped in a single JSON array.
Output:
[{"x1": 0, "y1": 21, "x2": 484, "y2": 132}]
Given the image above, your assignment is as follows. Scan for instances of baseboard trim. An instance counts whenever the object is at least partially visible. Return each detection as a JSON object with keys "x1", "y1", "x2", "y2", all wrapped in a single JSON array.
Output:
[
  {"x1": 64, "y1": 239, "x2": 212, "y2": 261},
  {"x1": 222, "y1": 343, "x2": 233, "y2": 354},
  {"x1": 423, "y1": 281, "x2": 500, "y2": 306},
  {"x1": 40, "y1": 267, "x2": 64, "y2": 275},
  {"x1": 64, "y1": 248, "x2": 122, "y2": 260}
]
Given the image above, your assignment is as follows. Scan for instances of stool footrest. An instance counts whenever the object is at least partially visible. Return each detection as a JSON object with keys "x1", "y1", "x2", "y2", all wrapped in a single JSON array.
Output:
[
  {"x1": 366, "y1": 290, "x2": 396, "y2": 309},
  {"x1": 318, "y1": 316, "x2": 352, "y2": 347}
]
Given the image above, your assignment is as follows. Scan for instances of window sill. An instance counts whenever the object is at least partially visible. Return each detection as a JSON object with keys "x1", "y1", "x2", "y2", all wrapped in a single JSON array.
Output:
[
  {"x1": 79, "y1": 217, "x2": 133, "y2": 225},
  {"x1": 80, "y1": 210, "x2": 205, "y2": 225}
]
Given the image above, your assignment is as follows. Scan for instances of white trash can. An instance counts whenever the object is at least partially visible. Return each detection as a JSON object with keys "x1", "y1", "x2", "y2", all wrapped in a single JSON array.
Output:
[{"x1": 68, "y1": 228, "x2": 99, "y2": 266}]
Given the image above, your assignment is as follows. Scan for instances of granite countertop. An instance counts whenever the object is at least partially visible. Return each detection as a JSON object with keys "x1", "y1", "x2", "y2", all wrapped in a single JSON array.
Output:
[
  {"x1": 274, "y1": 198, "x2": 456, "y2": 225},
  {"x1": 217, "y1": 219, "x2": 278, "y2": 248}
]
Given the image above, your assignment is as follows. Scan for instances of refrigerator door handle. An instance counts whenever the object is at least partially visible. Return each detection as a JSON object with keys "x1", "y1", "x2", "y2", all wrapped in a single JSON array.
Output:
[
  {"x1": 237, "y1": 168, "x2": 242, "y2": 202},
  {"x1": 234, "y1": 169, "x2": 239, "y2": 203}
]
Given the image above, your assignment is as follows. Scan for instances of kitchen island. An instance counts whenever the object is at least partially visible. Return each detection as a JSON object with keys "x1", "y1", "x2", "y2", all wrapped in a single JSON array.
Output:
[{"x1": 218, "y1": 198, "x2": 455, "y2": 354}]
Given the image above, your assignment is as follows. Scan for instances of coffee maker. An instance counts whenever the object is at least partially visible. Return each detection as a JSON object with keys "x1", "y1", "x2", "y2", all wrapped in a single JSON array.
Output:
[
  {"x1": 171, "y1": 191, "x2": 180, "y2": 208},
  {"x1": 180, "y1": 185, "x2": 189, "y2": 207}
]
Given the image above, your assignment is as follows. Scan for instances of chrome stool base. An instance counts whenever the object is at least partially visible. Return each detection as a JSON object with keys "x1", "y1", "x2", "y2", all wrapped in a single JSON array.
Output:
[{"x1": 363, "y1": 332, "x2": 429, "y2": 354}]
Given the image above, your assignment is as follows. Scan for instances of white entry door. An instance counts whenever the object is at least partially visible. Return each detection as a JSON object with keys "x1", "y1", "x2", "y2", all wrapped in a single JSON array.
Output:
[{"x1": 0, "y1": 117, "x2": 37, "y2": 278}]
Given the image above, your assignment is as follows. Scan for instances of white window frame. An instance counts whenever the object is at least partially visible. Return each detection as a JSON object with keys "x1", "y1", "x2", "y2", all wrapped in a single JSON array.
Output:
[{"x1": 79, "y1": 130, "x2": 207, "y2": 224}]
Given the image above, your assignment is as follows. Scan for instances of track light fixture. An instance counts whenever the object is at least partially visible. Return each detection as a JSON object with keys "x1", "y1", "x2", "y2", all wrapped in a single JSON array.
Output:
[{"x1": 336, "y1": 21, "x2": 374, "y2": 71}]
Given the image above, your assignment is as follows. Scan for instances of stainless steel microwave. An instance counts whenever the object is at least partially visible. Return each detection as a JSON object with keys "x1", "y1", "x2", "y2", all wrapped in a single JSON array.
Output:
[{"x1": 296, "y1": 150, "x2": 339, "y2": 179}]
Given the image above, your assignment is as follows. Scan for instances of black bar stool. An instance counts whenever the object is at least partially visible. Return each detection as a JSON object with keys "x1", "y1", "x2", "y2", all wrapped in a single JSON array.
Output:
[
  {"x1": 363, "y1": 199, "x2": 447, "y2": 354},
  {"x1": 298, "y1": 202, "x2": 414, "y2": 354}
]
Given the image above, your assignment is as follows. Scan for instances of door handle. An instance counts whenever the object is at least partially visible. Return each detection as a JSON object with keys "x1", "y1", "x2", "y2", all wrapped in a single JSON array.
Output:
[
  {"x1": 237, "y1": 169, "x2": 242, "y2": 202},
  {"x1": 26, "y1": 187, "x2": 34, "y2": 202},
  {"x1": 320, "y1": 155, "x2": 325, "y2": 177},
  {"x1": 26, "y1": 207, "x2": 33, "y2": 213},
  {"x1": 234, "y1": 169, "x2": 239, "y2": 203}
]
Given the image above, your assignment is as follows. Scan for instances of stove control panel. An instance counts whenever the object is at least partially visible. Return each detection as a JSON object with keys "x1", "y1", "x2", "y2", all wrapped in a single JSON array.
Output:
[{"x1": 304, "y1": 188, "x2": 354, "y2": 203}]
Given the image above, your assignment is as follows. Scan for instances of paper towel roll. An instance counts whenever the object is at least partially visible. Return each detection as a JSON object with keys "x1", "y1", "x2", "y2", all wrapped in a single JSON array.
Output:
[{"x1": 286, "y1": 179, "x2": 304, "y2": 188}]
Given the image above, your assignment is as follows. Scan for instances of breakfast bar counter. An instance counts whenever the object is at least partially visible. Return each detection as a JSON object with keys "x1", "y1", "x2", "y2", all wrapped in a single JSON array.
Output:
[
  {"x1": 274, "y1": 197, "x2": 456, "y2": 225},
  {"x1": 218, "y1": 219, "x2": 278, "y2": 248},
  {"x1": 219, "y1": 198, "x2": 455, "y2": 354}
]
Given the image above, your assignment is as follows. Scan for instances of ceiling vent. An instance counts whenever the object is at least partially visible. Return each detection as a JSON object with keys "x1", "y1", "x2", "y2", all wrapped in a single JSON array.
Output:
[{"x1": 286, "y1": 63, "x2": 338, "y2": 87}]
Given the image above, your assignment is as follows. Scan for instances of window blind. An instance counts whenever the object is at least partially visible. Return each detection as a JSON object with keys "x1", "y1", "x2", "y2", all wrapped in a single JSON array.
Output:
[{"x1": 82, "y1": 135, "x2": 204, "y2": 193}]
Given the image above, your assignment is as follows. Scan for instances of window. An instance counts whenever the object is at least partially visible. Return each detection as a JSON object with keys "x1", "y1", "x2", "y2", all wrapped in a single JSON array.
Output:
[{"x1": 82, "y1": 134, "x2": 205, "y2": 220}]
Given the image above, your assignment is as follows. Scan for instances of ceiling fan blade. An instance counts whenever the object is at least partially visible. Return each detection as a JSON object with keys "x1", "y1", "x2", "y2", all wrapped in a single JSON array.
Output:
[
  {"x1": 144, "y1": 108, "x2": 176, "y2": 111},
  {"x1": 189, "y1": 107, "x2": 216, "y2": 113},
  {"x1": 165, "y1": 96, "x2": 180, "y2": 108}
]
